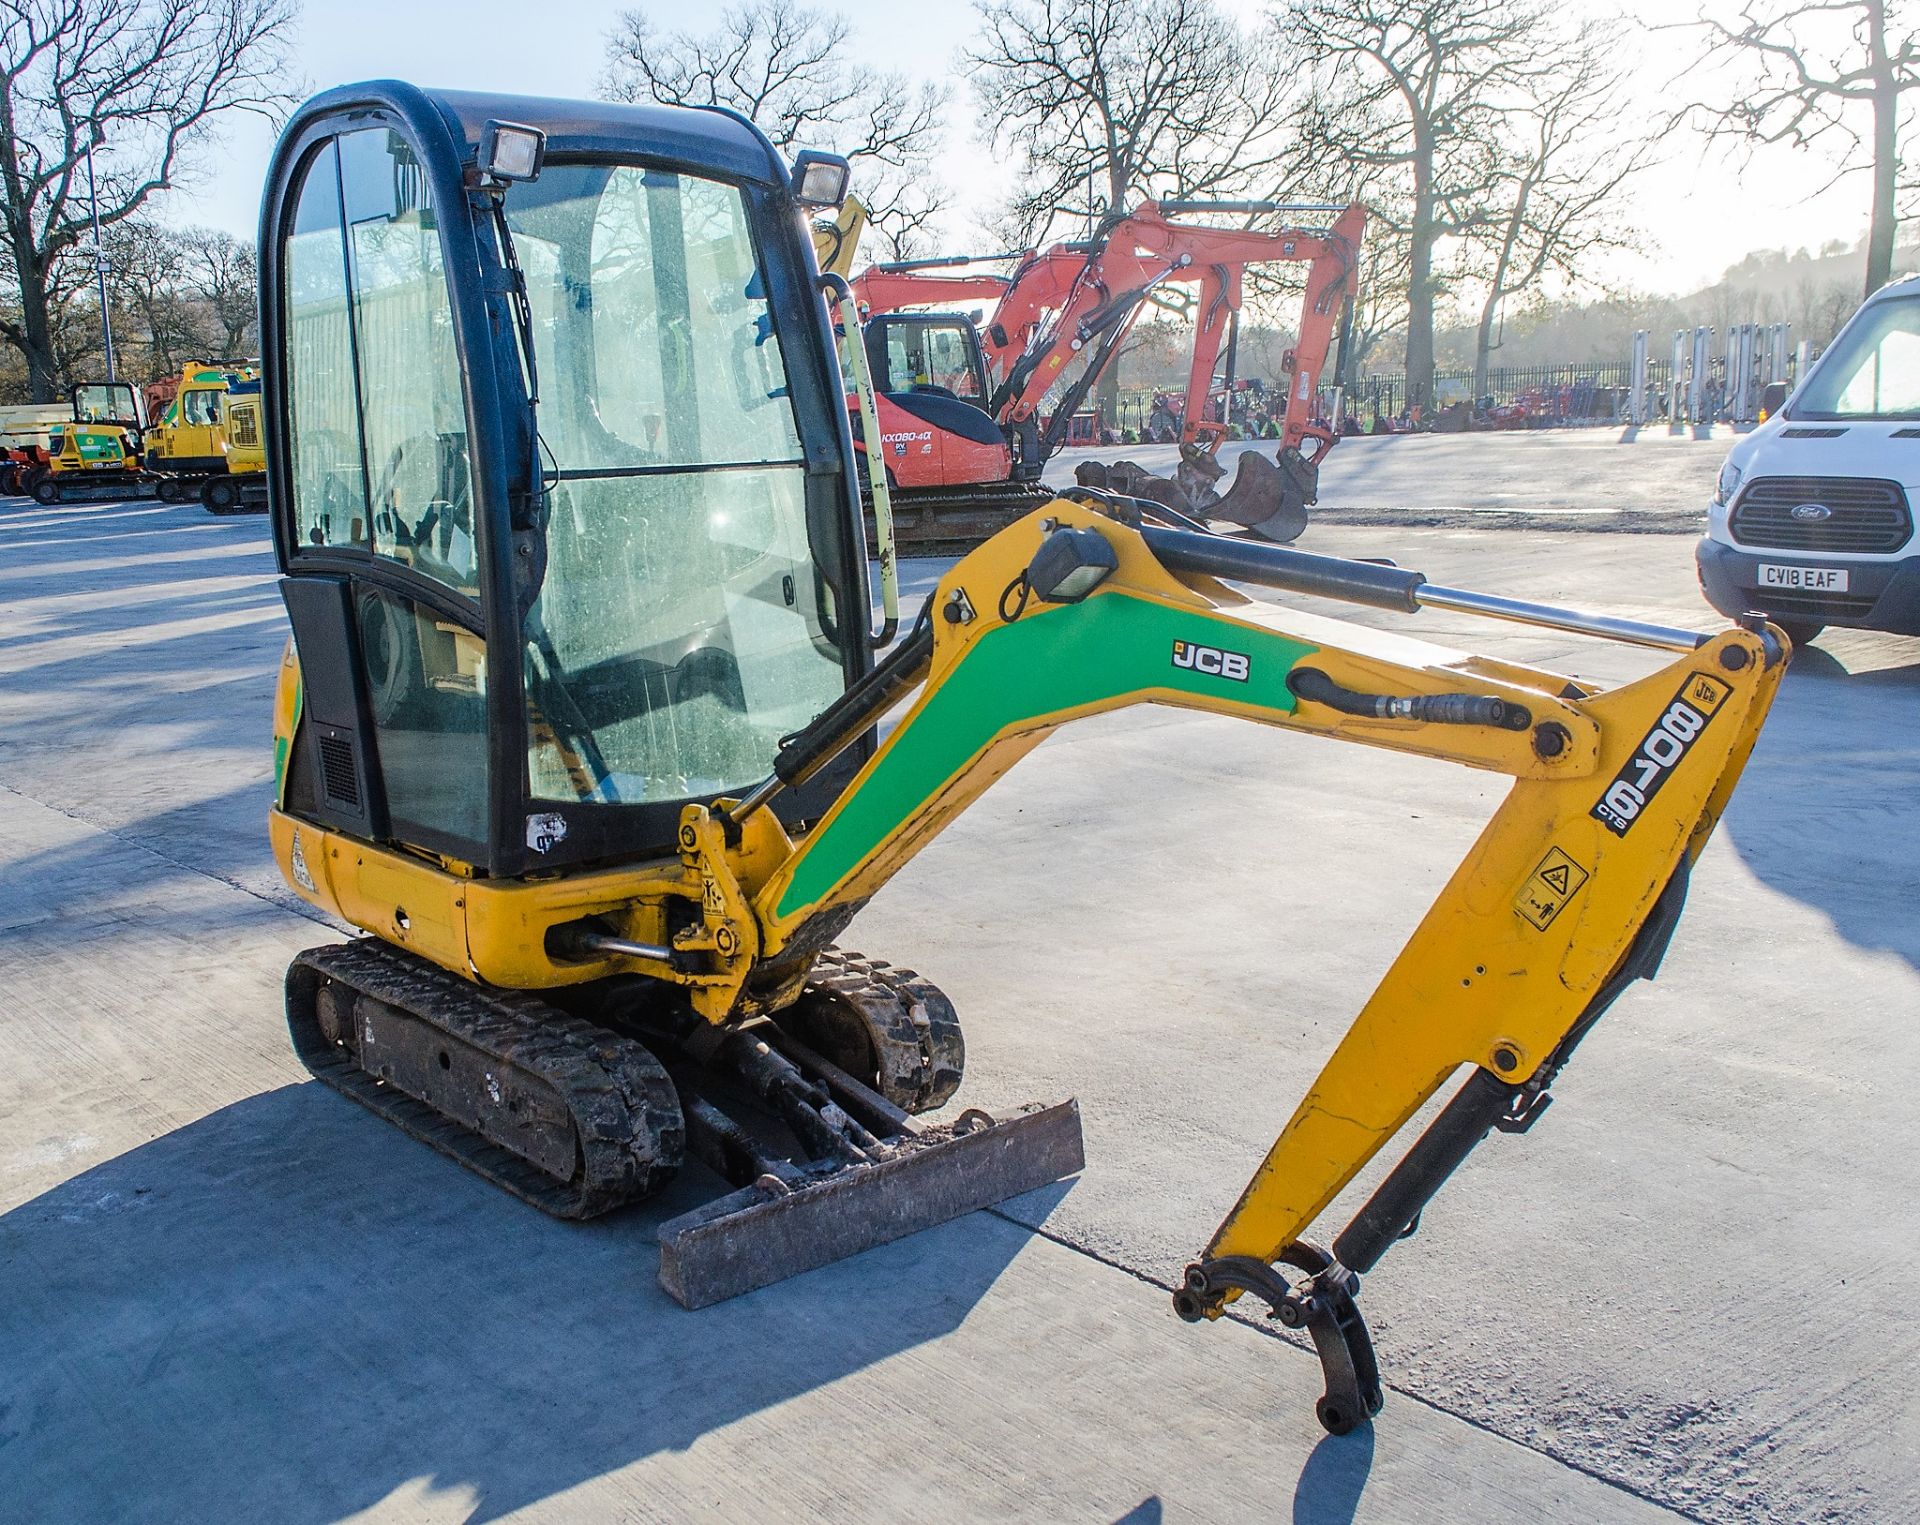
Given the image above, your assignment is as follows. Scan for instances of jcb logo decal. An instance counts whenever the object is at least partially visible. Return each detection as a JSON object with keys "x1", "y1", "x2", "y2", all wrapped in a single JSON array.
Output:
[{"x1": 1172, "y1": 639, "x2": 1250, "y2": 682}]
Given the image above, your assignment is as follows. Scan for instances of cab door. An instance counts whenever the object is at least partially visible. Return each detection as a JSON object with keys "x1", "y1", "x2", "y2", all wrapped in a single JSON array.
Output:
[{"x1": 271, "y1": 125, "x2": 492, "y2": 863}]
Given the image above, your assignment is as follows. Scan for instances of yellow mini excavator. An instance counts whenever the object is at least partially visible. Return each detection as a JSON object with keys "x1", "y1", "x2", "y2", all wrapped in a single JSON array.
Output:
[{"x1": 261, "y1": 84, "x2": 1783, "y2": 1435}]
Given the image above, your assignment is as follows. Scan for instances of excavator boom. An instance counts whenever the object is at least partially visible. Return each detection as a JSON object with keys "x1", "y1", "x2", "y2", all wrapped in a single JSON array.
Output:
[
  {"x1": 850, "y1": 201, "x2": 1367, "y2": 545},
  {"x1": 735, "y1": 498, "x2": 1783, "y2": 1430}
]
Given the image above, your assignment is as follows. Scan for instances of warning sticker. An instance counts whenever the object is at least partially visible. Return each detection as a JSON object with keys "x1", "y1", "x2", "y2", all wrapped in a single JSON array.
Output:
[{"x1": 1514, "y1": 846, "x2": 1590, "y2": 931}]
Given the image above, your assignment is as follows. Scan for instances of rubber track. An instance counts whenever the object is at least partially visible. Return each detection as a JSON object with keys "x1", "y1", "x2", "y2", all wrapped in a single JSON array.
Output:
[
  {"x1": 793, "y1": 949, "x2": 966, "y2": 1114},
  {"x1": 287, "y1": 941, "x2": 684, "y2": 1219},
  {"x1": 864, "y1": 480, "x2": 1055, "y2": 554}
]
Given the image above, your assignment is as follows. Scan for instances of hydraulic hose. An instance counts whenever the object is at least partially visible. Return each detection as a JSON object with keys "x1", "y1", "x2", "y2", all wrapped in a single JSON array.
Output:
[{"x1": 1287, "y1": 667, "x2": 1532, "y2": 730}]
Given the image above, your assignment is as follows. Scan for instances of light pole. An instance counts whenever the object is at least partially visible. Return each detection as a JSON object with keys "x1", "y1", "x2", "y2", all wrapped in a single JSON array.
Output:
[{"x1": 86, "y1": 135, "x2": 114, "y2": 383}]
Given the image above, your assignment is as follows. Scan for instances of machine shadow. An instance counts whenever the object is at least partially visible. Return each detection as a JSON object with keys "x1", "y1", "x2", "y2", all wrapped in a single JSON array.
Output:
[
  {"x1": 0, "y1": 780, "x2": 298, "y2": 930},
  {"x1": 1291, "y1": 1428, "x2": 1375, "y2": 1525},
  {"x1": 1719, "y1": 651, "x2": 1920, "y2": 971},
  {"x1": 0, "y1": 1084, "x2": 1049, "y2": 1523}
]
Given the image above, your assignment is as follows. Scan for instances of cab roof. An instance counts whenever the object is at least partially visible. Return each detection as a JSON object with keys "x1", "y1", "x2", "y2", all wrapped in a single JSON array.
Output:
[{"x1": 287, "y1": 80, "x2": 792, "y2": 190}]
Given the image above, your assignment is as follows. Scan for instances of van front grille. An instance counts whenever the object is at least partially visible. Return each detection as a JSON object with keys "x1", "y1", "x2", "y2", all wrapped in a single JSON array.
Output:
[{"x1": 1730, "y1": 476, "x2": 1912, "y2": 553}]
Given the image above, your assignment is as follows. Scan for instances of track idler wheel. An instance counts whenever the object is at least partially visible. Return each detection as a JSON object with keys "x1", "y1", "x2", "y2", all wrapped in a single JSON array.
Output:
[{"x1": 773, "y1": 949, "x2": 964, "y2": 1114}]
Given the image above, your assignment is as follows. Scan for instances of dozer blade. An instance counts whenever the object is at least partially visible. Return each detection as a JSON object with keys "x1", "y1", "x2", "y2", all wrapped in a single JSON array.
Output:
[{"x1": 658, "y1": 1099, "x2": 1084, "y2": 1309}]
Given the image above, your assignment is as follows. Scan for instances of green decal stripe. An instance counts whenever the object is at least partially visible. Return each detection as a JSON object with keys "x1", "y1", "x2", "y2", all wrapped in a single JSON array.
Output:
[
  {"x1": 274, "y1": 677, "x2": 305, "y2": 808},
  {"x1": 775, "y1": 592, "x2": 1316, "y2": 918}
]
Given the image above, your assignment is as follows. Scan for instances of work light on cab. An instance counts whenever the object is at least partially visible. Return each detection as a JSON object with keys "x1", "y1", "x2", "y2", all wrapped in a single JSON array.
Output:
[
  {"x1": 478, "y1": 120, "x2": 545, "y2": 183},
  {"x1": 790, "y1": 149, "x2": 851, "y2": 210}
]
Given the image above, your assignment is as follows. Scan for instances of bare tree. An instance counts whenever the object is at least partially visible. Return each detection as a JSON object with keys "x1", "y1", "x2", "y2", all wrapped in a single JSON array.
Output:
[
  {"x1": 0, "y1": 0, "x2": 297, "y2": 400},
  {"x1": 54, "y1": 216, "x2": 258, "y2": 398},
  {"x1": 177, "y1": 225, "x2": 257, "y2": 355},
  {"x1": 968, "y1": 0, "x2": 1292, "y2": 244},
  {"x1": 1344, "y1": 221, "x2": 1414, "y2": 380},
  {"x1": 1469, "y1": 32, "x2": 1655, "y2": 399},
  {"x1": 1677, "y1": 0, "x2": 1918, "y2": 298},
  {"x1": 104, "y1": 217, "x2": 199, "y2": 374},
  {"x1": 602, "y1": 0, "x2": 945, "y2": 256},
  {"x1": 968, "y1": 0, "x2": 1292, "y2": 424},
  {"x1": 1277, "y1": 0, "x2": 1552, "y2": 412}
]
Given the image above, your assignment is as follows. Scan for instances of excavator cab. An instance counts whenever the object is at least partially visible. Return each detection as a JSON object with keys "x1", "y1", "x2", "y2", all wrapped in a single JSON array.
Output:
[
  {"x1": 260, "y1": 80, "x2": 1079, "y2": 1304},
  {"x1": 864, "y1": 313, "x2": 991, "y2": 405},
  {"x1": 261, "y1": 83, "x2": 877, "y2": 878},
  {"x1": 31, "y1": 382, "x2": 148, "y2": 503}
]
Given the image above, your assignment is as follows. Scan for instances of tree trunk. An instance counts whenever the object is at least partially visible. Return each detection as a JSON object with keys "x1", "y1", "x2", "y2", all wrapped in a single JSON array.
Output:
[
  {"x1": 14, "y1": 245, "x2": 59, "y2": 403},
  {"x1": 1473, "y1": 296, "x2": 1497, "y2": 405},
  {"x1": 1404, "y1": 140, "x2": 1436, "y2": 415},
  {"x1": 1474, "y1": 207, "x2": 1524, "y2": 405},
  {"x1": 1864, "y1": 0, "x2": 1897, "y2": 298},
  {"x1": 1096, "y1": 355, "x2": 1121, "y2": 438}
]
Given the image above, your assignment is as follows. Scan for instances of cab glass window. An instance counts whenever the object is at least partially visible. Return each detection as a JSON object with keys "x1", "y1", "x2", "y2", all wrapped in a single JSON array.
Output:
[
  {"x1": 284, "y1": 139, "x2": 366, "y2": 551},
  {"x1": 504, "y1": 165, "x2": 843, "y2": 805},
  {"x1": 73, "y1": 383, "x2": 138, "y2": 424},
  {"x1": 280, "y1": 130, "x2": 477, "y2": 595},
  {"x1": 279, "y1": 127, "x2": 488, "y2": 854},
  {"x1": 355, "y1": 586, "x2": 489, "y2": 845},
  {"x1": 878, "y1": 319, "x2": 983, "y2": 401},
  {"x1": 183, "y1": 389, "x2": 222, "y2": 426},
  {"x1": 1797, "y1": 296, "x2": 1920, "y2": 420},
  {"x1": 339, "y1": 129, "x2": 476, "y2": 593}
]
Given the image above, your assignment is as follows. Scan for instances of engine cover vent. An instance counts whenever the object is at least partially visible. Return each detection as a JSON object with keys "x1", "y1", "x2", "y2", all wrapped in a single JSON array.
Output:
[{"x1": 319, "y1": 733, "x2": 361, "y2": 807}]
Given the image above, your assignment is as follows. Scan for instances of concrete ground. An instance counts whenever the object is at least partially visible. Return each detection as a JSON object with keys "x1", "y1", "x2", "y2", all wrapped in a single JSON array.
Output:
[
  {"x1": 1047, "y1": 422, "x2": 1738, "y2": 532},
  {"x1": 2, "y1": 461, "x2": 1916, "y2": 1523}
]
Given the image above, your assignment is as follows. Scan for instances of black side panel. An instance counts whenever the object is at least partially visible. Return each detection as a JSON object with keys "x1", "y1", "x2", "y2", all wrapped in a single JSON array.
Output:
[
  {"x1": 883, "y1": 390, "x2": 1006, "y2": 448},
  {"x1": 281, "y1": 576, "x2": 389, "y2": 842}
]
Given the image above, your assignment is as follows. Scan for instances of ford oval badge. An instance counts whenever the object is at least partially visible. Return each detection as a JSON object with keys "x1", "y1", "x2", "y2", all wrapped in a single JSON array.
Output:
[{"x1": 1789, "y1": 502, "x2": 1833, "y2": 521}]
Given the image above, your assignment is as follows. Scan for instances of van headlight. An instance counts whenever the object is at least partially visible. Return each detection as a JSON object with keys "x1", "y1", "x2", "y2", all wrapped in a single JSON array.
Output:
[{"x1": 1715, "y1": 460, "x2": 1743, "y2": 507}]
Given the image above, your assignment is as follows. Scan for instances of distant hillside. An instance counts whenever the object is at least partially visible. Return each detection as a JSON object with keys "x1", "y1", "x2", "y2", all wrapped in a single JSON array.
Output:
[
  {"x1": 1432, "y1": 231, "x2": 1920, "y2": 370},
  {"x1": 1047, "y1": 228, "x2": 1919, "y2": 399}
]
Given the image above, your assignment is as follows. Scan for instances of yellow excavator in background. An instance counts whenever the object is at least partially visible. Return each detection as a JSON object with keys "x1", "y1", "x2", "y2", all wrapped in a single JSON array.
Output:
[
  {"x1": 206, "y1": 377, "x2": 267, "y2": 513},
  {"x1": 143, "y1": 361, "x2": 265, "y2": 511},
  {"x1": 26, "y1": 382, "x2": 149, "y2": 504},
  {"x1": 259, "y1": 85, "x2": 1783, "y2": 1435}
]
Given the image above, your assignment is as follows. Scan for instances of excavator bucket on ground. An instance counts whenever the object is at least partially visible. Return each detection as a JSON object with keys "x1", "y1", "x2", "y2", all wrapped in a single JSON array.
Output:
[{"x1": 1075, "y1": 448, "x2": 1313, "y2": 542}]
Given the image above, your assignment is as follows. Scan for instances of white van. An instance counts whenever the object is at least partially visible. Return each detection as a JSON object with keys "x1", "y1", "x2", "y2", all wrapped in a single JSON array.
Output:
[{"x1": 1697, "y1": 274, "x2": 1920, "y2": 645}]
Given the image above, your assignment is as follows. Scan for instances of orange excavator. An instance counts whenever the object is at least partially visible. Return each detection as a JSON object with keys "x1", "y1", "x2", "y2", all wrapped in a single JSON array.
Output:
[{"x1": 846, "y1": 200, "x2": 1367, "y2": 547}]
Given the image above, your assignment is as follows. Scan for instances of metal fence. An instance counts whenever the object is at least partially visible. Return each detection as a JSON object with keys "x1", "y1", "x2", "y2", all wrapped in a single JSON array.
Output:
[
  {"x1": 1350, "y1": 364, "x2": 1661, "y2": 426},
  {"x1": 1104, "y1": 324, "x2": 1814, "y2": 441},
  {"x1": 1356, "y1": 324, "x2": 1810, "y2": 429}
]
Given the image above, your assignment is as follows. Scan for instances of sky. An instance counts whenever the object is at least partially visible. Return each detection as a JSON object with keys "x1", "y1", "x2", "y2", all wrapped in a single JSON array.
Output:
[{"x1": 172, "y1": 0, "x2": 1881, "y2": 299}]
